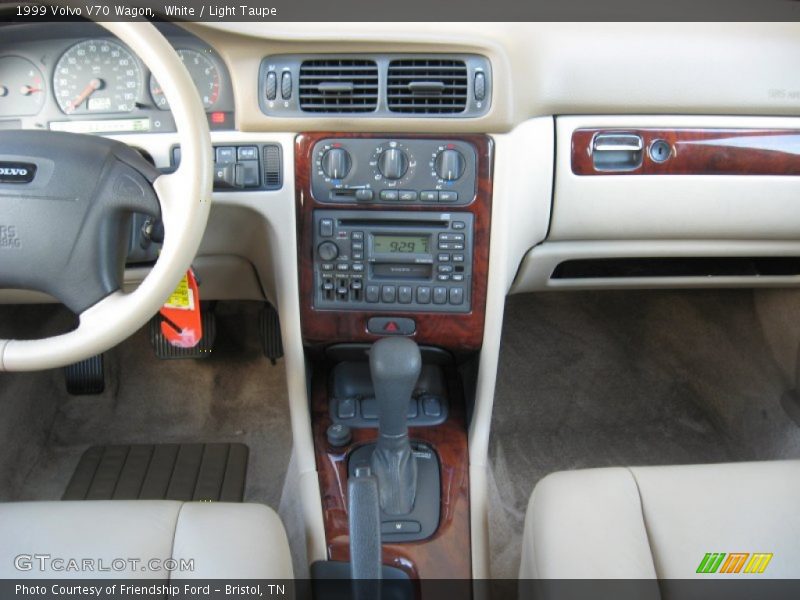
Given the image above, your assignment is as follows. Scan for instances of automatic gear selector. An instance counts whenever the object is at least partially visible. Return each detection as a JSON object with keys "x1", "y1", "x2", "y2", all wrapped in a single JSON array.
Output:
[{"x1": 347, "y1": 338, "x2": 441, "y2": 541}]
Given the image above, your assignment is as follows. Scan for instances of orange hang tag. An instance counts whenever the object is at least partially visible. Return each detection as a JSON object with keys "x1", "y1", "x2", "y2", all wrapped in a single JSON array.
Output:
[{"x1": 159, "y1": 269, "x2": 202, "y2": 348}]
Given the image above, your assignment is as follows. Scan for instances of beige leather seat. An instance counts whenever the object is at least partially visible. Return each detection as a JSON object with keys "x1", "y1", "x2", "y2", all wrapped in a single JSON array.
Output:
[
  {"x1": 520, "y1": 460, "x2": 800, "y2": 579},
  {"x1": 0, "y1": 501, "x2": 293, "y2": 579}
]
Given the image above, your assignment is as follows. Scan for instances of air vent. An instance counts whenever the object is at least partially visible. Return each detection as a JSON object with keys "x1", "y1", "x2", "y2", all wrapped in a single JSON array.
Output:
[
  {"x1": 298, "y1": 59, "x2": 378, "y2": 113},
  {"x1": 387, "y1": 59, "x2": 468, "y2": 114}
]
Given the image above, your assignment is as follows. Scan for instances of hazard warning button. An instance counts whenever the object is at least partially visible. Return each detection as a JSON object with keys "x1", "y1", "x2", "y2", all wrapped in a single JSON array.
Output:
[{"x1": 367, "y1": 317, "x2": 416, "y2": 336}]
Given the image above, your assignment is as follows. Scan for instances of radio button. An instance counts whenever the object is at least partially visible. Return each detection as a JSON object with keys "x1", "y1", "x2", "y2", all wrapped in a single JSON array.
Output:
[
  {"x1": 321, "y1": 263, "x2": 334, "y2": 271},
  {"x1": 437, "y1": 274, "x2": 451, "y2": 282},
  {"x1": 452, "y1": 254, "x2": 465, "y2": 262},
  {"x1": 453, "y1": 274, "x2": 465, "y2": 282},
  {"x1": 336, "y1": 263, "x2": 349, "y2": 272},
  {"x1": 353, "y1": 252, "x2": 364, "y2": 260},
  {"x1": 381, "y1": 285, "x2": 397, "y2": 303},
  {"x1": 420, "y1": 191, "x2": 438, "y2": 202},
  {"x1": 398, "y1": 190, "x2": 418, "y2": 202},
  {"x1": 318, "y1": 241, "x2": 339, "y2": 261},
  {"x1": 398, "y1": 286, "x2": 413, "y2": 304},
  {"x1": 438, "y1": 242, "x2": 452, "y2": 250},
  {"x1": 438, "y1": 253, "x2": 450, "y2": 262},
  {"x1": 452, "y1": 243, "x2": 465, "y2": 250},
  {"x1": 352, "y1": 263, "x2": 365, "y2": 273},
  {"x1": 438, "y1": 264, "x2": 454, "y2": 273},
  {"x1": 439, "y1": 233, "x2": 464, "y2": 242},
  {"x1": 380, "y1": 190, "x2": 399, "y2": 201},
  {"x1": 449, "y1": 287, "x2": 465, "y2": 305},
  {"x1": 452, "y1": 221, "x2": 466, "y2": 230},
  {"x1": 352, "y1": 231, "x2": 365, "y2": 240},
  {"x1": 320, "y1": 218, "x2": 334, "y2": 238},
  {"x1": 352, "y1": 241, "x2": 364, "y2": 251},
  {"x1": 417, "y1": 286, "x2": 431, "y2": 304},
  {"x1": 366, "y1": 285, "x2": 380, "y2": 303},
  {"x1": 433, "y1": 287, "x2": 448, "y2": 304},
  {"x1": 439, "y1": 191, "x2": 458, "y2": 202}
]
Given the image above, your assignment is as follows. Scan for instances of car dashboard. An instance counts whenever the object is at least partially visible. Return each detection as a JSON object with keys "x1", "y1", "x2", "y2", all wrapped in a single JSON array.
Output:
[{"x1": 1, "y1": 18, "x2": 800, "y2": 583}]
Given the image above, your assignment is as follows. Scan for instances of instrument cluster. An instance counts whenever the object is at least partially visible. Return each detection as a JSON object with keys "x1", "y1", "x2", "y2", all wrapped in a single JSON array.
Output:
[{"x1": 0, "y1": 23, "x2": 234, "y2": 133}]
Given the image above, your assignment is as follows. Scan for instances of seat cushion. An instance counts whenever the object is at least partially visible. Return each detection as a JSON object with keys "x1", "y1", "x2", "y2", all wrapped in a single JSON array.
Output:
[
  {"x1": 0, "y1": 501, "x2": 293, "y2": 579},
  {"x1": 520, "y1": 460, "x2": 800, "y2": 579}
]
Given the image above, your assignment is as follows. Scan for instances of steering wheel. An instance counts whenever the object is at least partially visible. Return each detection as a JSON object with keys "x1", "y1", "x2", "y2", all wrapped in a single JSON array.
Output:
[{"x1": 0, "y1": 22, "x2": 212, "y2": 371}]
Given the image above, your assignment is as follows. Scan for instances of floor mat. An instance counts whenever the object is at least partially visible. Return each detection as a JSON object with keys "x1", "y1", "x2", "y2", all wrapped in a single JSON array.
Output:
[
  {"x1": 488, "y1": 290, "x2": 800, "y2": 579},
  {"x1": 63, "y1": 443, "x2": 248, "y2": 502}
]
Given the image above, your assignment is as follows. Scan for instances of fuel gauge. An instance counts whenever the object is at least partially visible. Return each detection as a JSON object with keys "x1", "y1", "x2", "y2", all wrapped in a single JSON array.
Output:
[{"x1": 0, "y1": 56, "x2": 45, "y2": 117}]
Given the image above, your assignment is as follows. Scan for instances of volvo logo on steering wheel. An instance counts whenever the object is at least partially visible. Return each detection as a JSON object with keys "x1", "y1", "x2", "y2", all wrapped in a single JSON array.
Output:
[{"x1": 0, "y1": 162, "x2": 36, "y2": 184}]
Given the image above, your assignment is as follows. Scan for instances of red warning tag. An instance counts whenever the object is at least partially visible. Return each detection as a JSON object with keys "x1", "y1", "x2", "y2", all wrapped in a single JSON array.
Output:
[{"x1": 159, "y1": 269, "x2": 202, "y2": 348}]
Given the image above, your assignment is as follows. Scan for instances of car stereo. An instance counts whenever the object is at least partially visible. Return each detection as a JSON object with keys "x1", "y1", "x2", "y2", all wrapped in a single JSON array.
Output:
[{"x1": 312, "y1": 210, "x2": 474, "y2": 313}]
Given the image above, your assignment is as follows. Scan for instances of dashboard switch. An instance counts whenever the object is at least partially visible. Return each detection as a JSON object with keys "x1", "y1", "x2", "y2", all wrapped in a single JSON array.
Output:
[
  {"x1": 216, "y1": 146, "x2": 236, "y2": 163},
  {"x1": 474, "y1": 71, "x2": 486, "y2": 101},
  {"x1": 355, "y1": 189, "x2": 374, "y2": 201},
  {"x1": 320, "y1": 218, "x2": 334, "y2": 238},
  {"x1": 265, "y1": 71, "x2": 277, "y2": 101},
  {"x1": 281, "y1": 71, "x2": 292, "y2": 99}
]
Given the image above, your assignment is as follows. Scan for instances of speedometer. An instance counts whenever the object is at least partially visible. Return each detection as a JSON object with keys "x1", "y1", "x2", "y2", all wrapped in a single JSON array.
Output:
[
  {"x1": 149, "y1": 49, "x2": 220, "y2": 111},
  {"x1": 53, "y1": 39, "x2": 142, "y2": 114}
]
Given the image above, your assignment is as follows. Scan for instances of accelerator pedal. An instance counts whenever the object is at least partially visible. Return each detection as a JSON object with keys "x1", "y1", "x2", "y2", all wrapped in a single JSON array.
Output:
[
  {"x1": 259, "y1": 303, "x2": 283, "y2": 365},
  {"x1": 64, "y1": 354, "x2": 105, "y2": 395},
  {"x1": 149, "y1": 308, "x2": 216, "y2": 359}
]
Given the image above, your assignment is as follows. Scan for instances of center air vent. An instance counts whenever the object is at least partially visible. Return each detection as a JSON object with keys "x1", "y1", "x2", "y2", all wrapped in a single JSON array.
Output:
[
  {"x1": 298, "y1": 59, "x2": 378, "y2": 113},
  {"x1": 387, "y1": 59, "x2": 468, "y2": 114}
]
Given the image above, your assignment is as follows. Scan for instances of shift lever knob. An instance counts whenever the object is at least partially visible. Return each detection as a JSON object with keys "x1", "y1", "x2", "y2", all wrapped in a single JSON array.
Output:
[
  {"x1": 369, "y1": 337, "x2": 421, "y2": 515},
  {"x1": 370, "y1": 337, "x2": 421, "y2": 436}
]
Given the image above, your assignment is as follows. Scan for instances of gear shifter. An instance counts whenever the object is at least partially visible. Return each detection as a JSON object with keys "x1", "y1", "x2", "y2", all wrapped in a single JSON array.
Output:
[{"x1": 369, "y1": 337, "x2": 421, "y2": 515}]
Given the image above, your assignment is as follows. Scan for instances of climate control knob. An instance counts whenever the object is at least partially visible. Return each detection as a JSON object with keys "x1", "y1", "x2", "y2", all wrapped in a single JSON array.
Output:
[
  {"x1": 321, "y1": 147, "x2": 351, "y2": 180},
  {"x1": 378, "y1": 148, "x2": 409, "y2": 180},
  {"x1": 434, "y1": 149, "x2": 465, "y2": 181},
  {"x1": 317, "y1": 241, "x2": 339, "y2": 261}
]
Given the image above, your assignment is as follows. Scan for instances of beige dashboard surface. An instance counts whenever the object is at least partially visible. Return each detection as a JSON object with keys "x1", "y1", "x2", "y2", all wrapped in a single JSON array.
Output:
[{"x1": 186, "y1": 22, "x2": 800, "y2": 132}]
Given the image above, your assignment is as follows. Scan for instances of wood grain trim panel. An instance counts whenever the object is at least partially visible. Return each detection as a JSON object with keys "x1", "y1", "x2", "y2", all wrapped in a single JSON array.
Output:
[
  {"x1": 571, "y1": 129, "x2": 800, "y2": 176},
  {"x1": 296, "y1": 133, "x2": 493, "y2": 352},
  {"x1": 311, "y1": 366, "x2": 471, "y2": 585}
]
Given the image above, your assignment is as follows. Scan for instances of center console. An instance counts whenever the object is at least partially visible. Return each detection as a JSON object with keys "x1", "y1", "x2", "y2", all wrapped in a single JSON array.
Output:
[
  {"x1": 297, "y1": 133, "x2": 492, "y2": 351},
  {"x1": 297, "y1": 133, "x2": 492, "y2": 590}
]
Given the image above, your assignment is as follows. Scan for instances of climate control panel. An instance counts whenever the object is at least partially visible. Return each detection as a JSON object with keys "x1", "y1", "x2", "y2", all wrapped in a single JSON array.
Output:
[{"x1": 310, "y1": 138, "x2": 477, "y2": 205}]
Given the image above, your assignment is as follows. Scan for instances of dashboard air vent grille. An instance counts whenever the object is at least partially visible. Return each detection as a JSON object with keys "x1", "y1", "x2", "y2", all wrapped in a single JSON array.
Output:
[
  {"x1": 299, "y1": 59, "x2": 378, "y2": 113},
  {"x1": 387, "y1": 59, "x2": 468, "y2": 114}
]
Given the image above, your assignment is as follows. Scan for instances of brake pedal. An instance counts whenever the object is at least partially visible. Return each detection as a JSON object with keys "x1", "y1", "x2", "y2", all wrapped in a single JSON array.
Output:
[
  {"x1": 64, "y1": 354, "x2": 105, "y2": 395},
  {"x1": 150, "y1": 308, "x2": 216, "y2": 359},
  {"x1": 259, "y1": 303, "x2": 283, "y2": 365}
]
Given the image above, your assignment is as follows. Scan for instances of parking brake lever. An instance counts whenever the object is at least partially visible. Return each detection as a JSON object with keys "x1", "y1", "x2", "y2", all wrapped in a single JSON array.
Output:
[{"x1": 348, "y1": 465, "x2": 381, "y2": 600}]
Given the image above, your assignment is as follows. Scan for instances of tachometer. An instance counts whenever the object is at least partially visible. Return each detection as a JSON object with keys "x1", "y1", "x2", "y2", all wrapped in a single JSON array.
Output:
[
  {"x1": 53, "y1": 39, "x2": 142, "y2": 114},
  {"x1": 0, "y1": 56, "x2": 46, "y2": 116},
  {"x1": 149, "y1": 49, "x2": 220, "y2": 111}
]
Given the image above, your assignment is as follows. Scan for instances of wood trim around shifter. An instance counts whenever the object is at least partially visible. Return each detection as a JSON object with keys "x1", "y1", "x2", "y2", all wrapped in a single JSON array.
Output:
[
  {"x1": 311, "y1": 364, "x2": 472, "y2": 584},
  {"x1": 295, "y1": 132, "x2": 493, "y2": 352}
]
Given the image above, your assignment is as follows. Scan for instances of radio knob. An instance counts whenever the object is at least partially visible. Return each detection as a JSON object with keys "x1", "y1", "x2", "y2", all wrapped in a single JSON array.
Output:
[
  {"x1": 378, "y1": 148, "x2": 408, "y2": 180},
  {"x1": 321, "y1": 147, "x2": 351, "y2": 180},
  {"x1": 435, "y1": 149, "x2": 465, "y2": 181},
  {"x1": 317, "y1": 241, "x2": 339, "y2": 261}
]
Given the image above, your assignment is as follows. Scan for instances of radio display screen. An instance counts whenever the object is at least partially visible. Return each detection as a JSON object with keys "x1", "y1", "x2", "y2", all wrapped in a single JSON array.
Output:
[{"x1": 373, "y1": 234, "x2": 430, "y2": 254}]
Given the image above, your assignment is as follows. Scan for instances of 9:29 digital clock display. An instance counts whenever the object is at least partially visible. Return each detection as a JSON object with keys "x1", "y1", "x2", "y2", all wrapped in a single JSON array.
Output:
[{"x1": 373, "y1": 234, "x2": 430, "y2": 254}]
